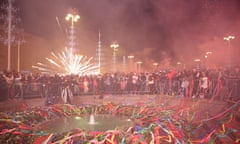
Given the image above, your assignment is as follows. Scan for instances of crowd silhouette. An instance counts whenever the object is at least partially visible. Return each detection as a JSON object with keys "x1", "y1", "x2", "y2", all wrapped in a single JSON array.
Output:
[{"x1": 0, "y1": 66, "x2": 239, "y2": 103}]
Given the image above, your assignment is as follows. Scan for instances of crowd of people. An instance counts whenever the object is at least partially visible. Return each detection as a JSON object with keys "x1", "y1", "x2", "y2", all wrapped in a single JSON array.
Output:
[{"x1": 0, "y1": 66, "x2": 239, "y2": 103}]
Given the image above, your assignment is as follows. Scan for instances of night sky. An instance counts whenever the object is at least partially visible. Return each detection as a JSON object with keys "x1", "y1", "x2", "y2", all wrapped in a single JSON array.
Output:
[{"x1": 1, "y1": 0, "x2": 240, "y2": 71}]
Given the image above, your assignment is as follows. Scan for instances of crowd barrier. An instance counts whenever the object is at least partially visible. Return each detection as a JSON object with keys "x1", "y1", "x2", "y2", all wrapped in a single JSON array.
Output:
[{"x1": 10, "y1": 78, "x2": 240, "y2": 101}]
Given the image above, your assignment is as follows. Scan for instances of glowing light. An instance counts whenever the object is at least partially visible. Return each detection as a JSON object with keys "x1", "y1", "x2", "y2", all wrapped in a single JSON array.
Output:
[
  {"x1": 223, "y1": 35, "x2": 235, "y2": 41},
  {"x1": 152, "y1": 62, "x2": 158, "y2": 66},
  {"x1": 177, "y1": 62, "x2": 181, "y2": 65},
  {"x1": 110, "y1": 42, "x2": 119, "y2": 72},
  {"x1": 206, "y1": 51, "x2": 212, "y2": 55},
  {"x1": 194, "y1": 59, "x2": 201, "y2": 62},
  {"x1": 32, "y1": 48, "x2": 99, "y2": 75},
  {"x1": 75, "y1": 116, "x2": 82, "y2": 120},
  {"x1": 65, "y1": 13, "x2": 80, "y2": 22},
  {"x1": 128, "y1": 55, "x2": 134, "y2": 59},
  {"x1": 110, "y1": 43, "x2": 119, "y2": 49}
]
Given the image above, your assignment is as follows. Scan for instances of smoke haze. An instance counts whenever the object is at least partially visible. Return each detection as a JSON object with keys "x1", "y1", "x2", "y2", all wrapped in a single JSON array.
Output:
[{"x1": 1, "y1": 0, "x2": 240, "y2": 71}]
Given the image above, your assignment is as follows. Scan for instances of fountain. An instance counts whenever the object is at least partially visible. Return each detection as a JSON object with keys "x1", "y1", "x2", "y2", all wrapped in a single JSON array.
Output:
[
  {"x1": 35, "y1": 103, "x2": 132, "y2": 133},
  {"x1": 36, "y1": 114, "x2": 132, "y2": 133},
  {"x1": 88, "y1": 114, "x2": 97, "y2": 125}
]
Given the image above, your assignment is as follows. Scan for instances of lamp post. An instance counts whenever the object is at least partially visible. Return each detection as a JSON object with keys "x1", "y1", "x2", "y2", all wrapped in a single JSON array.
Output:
[
  {"x1": 65, "y1": 13, "x2": 80, "y2": 55},
  {"x1": 204, "y1": 51, "x2": 212, "y2": 69},
  {"x1": 65, "y1": 13, "x2": 80, "y2": 26},
  {"x1": 7, "y1": 0, "x2": 12, "y2": 71},
  {"x1": 177, "y1": 62, "x2": 181, "y2": 70},
  {"x1": 136, "y1": 61, "x2": 143, "y2": 73},
  {"x1": 122, "y1": 56, "x2": 126, "y2": 73},
  {"x1": 110, "y1": 42, "x2": 119, "y2": 73},
  {"x1": 152, "y1": 62, "x2": 158, "y2": 71},
  {"x1": 17, "y1": 39, "x2": 25, "y2": 72},
  {"x1": 194, "y1": 59, "x2": 201, "y2": 69},
  {"x1": 223, "y1": 35, "x2": 235, "y2": 67},
  {"x1": 128, "y1": 55, "x2": 134, "y2": 72}
]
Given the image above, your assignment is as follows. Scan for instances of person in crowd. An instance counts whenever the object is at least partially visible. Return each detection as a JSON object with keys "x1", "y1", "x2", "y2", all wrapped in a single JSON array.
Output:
[
  {"x1": 212, "y1": 70, "x2": 225, "y2": 100},
  {"x1": 148, "y1": 74, "x2": 155, "y2": 94},
  {"x1": 3, "y1": 71, "x2": 14, "y2": 100},
  {"x1": 13, "y1": 72, "x2": 23, "y2": 99},
  {"x1": 132, "y1": 73, "x2": 138, "y2": 94},
  {"x1": 1, "y1": 66, "x2": 239, "y2": 102},
  {"x1": 199, "y1": 72, "x2": 208, "y2": 98},
  {"x1": 0, "y1": 72, "x2": 8, "y2": 101},
  {"x1": 97, "y1": 75, "x2": 105, "y2": 99},
  {"x1": 38, "y1": 74, "x2": 48, "y2": 98},
  {"x1": 60, "y1": 77, "x2": 73, "y2": 104},
  {"x1": 83, "y1": 76, "x2": 89, "y2": 94},
  {"x1": 192, "y1": 69, "x2": 200, "y2": 98},
  {"x1": 228, "y1": 67, "x2": 240, "y2": 100},
  {"x1": 104, "y1": 73, "x2": 111, "y2": 94},
  {"x1": 139, "y1": 73, "x2": 147, "y2": 93},
  {"x1": 92, "y1": 75, "x2": 99, "y2": 95},
  {"x1": 181, "y1": 76, "x2": 189, "y2": 98},
  {"x1": 120, "y1": 77, "x2": 127, "y2": 94}
]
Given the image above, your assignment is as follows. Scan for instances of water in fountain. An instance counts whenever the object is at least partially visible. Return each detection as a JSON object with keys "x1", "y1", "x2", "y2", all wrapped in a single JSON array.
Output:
[
  {"x1": 36, "y1": 114, "x2": 132, "y2": 132},
  {"x1": 88, "y1": 114, "x2": 97, "y2": 125}
]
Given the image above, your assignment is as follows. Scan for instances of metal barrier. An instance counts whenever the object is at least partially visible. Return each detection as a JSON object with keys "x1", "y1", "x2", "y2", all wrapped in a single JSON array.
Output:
[{"x1": 9, "y1": 78, "x2": 240, "y2": 101}]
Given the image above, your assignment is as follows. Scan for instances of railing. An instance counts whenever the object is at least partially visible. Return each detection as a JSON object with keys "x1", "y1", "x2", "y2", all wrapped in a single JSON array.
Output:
[{"x1": 10, "y1": 78, "x2": 240, "y2": 101}]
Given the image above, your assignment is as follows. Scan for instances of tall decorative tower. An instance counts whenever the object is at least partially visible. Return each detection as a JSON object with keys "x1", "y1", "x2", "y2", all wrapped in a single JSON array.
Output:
[
  {"x1": 110, "y1": 41, "x2": 119, "y2": 73},
  {"x1": 95, "y1": 31, "x2": 104, "y2": 74},
  {"x1": 65, "y1": 12, "x2": 80, "y2": 56},
  {"x1": 122, "y1": 55, "x2": 126, "y2": 72},
  {"x1": 0, "y1": 0, "x2": 24, "y2": 71}
]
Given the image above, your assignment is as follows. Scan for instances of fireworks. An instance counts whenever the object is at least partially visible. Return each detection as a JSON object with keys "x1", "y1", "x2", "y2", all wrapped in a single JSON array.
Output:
[{"x1": 32, "y1": 48, "x2": 99, "y2": 75}]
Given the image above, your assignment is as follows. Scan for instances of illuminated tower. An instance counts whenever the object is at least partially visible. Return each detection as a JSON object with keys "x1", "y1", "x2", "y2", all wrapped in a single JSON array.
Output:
[
  {"x1": 110, "y1": 41, "x2": 119, "y2": 73},
  {"x1": 95, "y1": 31, "x2": 104, "y2": 74},
  {"x1": 65, "y1": 12, "x2": 80, "y2": 54},
  {"x1": 0, "y1": 0, "x2": 24, "y2": 71},
  {"x1": 122, "y1": 56, "x2": 126, "y2": 73}
]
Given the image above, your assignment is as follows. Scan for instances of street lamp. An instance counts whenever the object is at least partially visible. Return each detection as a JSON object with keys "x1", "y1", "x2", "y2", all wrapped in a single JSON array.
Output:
[
  {"x1": 17, "y1": 39, "x2": 26, "y2": 72},
  {"x1": 128, "y1": 55, "x2": 134, "y2": 72},
  {"x1": 65, "y1": 13, "x2": 80, "y2": 55},
  {"x1": 177, "y1": 62, "x2": 181, "y2": 65},
  {"x1": 223, "y1": 35, "x2": 235, "y2": 67},
  {"x1": 152, "y1": 62, "x2": 158, "y2": 71},
  {"x1": 7, "y1": 0, "x2": 13, "y2": 71},
  {"x1": 204, "y1": 51, "x2": 212, "y2": 69},
  {"x1": 194, "y1": 59, "x2": 201, "y2": 62},
  {"x1": 194, "y1": 59, "x2": 201, "y2": 69},
  {"x1": 65, "y1": 13, "x2": 80, "y2": 26},
  {"x1": 205, "y1": 51, "x2": 212, "y2": 55},
  {"x1": 136, "y1": 61, "x2": 143, "y2": 73},
  {"x1": 128, "y1": 55, "x2": 134, "y2": 59},
  {"x1": 110, "y1": 42, "x2": 119, "y2": 72},
  {"x1": 176, "y1": 62, "x2": 181, "y2": 69}
]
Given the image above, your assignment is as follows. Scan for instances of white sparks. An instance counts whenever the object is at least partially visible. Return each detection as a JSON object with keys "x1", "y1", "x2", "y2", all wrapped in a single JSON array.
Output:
[{"x1": 32, "y1": 48, "x2": 99, "y2": 75}]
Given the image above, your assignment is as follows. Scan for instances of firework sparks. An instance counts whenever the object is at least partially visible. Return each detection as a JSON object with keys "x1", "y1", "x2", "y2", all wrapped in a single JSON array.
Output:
[{"x1": 32, "y1": 48, "x2": 99, "y2": 75}]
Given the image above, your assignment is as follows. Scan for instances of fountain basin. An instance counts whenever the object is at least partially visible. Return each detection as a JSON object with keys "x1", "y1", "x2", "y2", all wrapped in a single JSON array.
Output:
[{"x1": 36, "y1": 114, "x2": 132, "y2": 133}]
